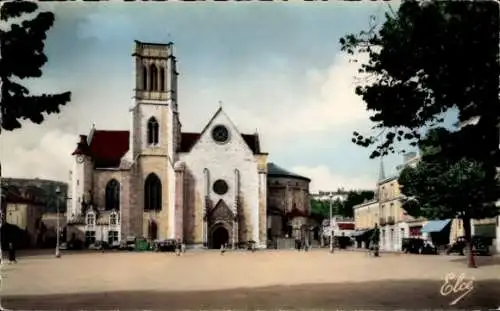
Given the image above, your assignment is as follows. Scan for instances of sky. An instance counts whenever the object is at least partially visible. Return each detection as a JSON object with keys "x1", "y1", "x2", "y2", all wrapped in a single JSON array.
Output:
[{"x1": 0, "y1": 1, "x2": 455, "y2": 193}]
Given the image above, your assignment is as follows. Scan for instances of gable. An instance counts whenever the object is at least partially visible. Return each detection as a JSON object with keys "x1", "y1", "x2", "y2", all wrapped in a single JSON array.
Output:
[
  {"x1": 178, "y1": 107, "x2": 262, "y2": 154},
  {"x1": 179, "y1": 132, "x2": 260, "y2": 154},
  {"x1": 208, "y1": 199, "x2": 234, "y2": 221}
]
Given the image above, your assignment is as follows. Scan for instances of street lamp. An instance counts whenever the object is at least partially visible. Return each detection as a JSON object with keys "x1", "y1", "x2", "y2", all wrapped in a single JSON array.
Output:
[
  {"x1": 55, "y1": 186, "x2": 61, "y2": 258},
  {"x1": 0, "y1": 163, "x2": 3, "y2": 264},
  {"x1": 329, "y1": 193, "x2": 334, "y2": 253}
]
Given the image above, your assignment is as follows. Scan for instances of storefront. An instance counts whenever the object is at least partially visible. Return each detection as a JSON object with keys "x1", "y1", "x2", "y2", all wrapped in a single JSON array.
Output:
[
  {"x1": 420, "y1": 219, "x2": 452, "y2": 246},
  {"x1": 409, "y1": 225, "x2": 422, "y2": 237}
]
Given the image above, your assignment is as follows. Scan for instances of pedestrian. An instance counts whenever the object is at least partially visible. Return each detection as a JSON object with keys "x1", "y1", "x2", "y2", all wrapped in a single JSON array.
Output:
[
  {"x1": 369, "y1": 224, "x2": 380, "y2": 257},
  {"x1": 8, "y1": 242, "x2": 17, "y2": 264},
  {"x1": 220, "y1": 243, "x2": 226, "y2": 255},
  {"x1": 175, "y1": 240, "x2": 181, "y2": 256},
  {"x1": 181, "y1": 242, "x2": 186, "y2": 254}
]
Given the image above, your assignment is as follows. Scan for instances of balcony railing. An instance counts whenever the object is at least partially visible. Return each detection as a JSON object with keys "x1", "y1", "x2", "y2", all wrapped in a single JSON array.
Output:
[
  {"x1": 387, "y1": 216, "x2": 395, "y2": 225},
  {"x1": 379, "y1": 217, "x2": 386, "y2": 226}
]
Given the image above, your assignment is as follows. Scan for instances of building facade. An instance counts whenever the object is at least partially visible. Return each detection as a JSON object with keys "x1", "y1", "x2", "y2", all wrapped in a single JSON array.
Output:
[
  {"x1": 266, "y1": 163, "x2": 311, "y2": 241},
  {"x1": 66, "y1": 41, "x2": 309, "y2": 250},
  {"x1": 354, "y1": 153, "x2": 466, "y2": 252},
  {"x1": 377, "y1": 176, "x2": 409, "y2": 252},
  {"x1": 354, "y1": 200, "x2": 379, "y2": 231}
]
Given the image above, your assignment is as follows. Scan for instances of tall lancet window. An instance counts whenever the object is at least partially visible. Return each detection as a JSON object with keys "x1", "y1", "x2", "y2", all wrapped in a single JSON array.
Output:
[
  {"x1": 147, "y1": 117, "x2": 159, "y2": 145},
  {"x1": 105, "y1": 179, "x2": 120, "y2": 211},
  {"x1": 142, "y1": 65, "x2": 148, "y2": 90},
  {"x1": 144, "y1": 173, "x2": 162, "y2": 211},
  {"x1": 159, "y1": 67, "x2": 165, "y2": 91},
  {"x1": 150, "y1": 64, "x2": 158, "y2": 91}
]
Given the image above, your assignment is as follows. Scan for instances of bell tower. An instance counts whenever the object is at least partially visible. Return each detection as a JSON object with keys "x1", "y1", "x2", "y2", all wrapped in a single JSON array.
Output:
[
  {"x1": 131, "y1": 40, "x2": 181, "y2": 160},
  {"x1": 129, "y1": 40, "x2": 181, "y2": 240}
]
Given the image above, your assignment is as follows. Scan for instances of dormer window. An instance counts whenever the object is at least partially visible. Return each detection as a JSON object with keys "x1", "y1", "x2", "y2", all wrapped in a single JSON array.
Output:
[
  {"x1": 86, "y1": 212, "x2": 95, "y2": 226},
  {"x1": 110, "y1": 212, "x2": 119, "y2": 225}
]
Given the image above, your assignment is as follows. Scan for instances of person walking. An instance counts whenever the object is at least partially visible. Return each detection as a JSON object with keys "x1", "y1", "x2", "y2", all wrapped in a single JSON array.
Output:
[
  {"x1": 175, "y1": 240, "x2": 181, "y2": 256},
  {"x1": 8, "y1": 242, "x2": 16, "y2": 264},
  {"x1": 370, "y1": 224, "x2": 380, "y2": 257},
  {"x1": 220, "y1": 243, "x2": 226, "y2": 255}
]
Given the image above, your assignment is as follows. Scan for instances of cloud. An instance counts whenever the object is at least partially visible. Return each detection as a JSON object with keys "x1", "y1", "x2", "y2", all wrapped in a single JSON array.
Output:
[
  {"x1": 0, "y1": 5, "x2": 382, "y2": 191},
  {"x1": 2, "y1": 128, "x2": 75, "y2": 181},
  {"x1": 292, "y1": 165, "x2": 376, "y2": 193},
  {"x1": 0, "y1": 44, "x2": 371, "y2": 184},
  {"x1": 181, "y1": 52, "x2": 371, "y2": 151}
]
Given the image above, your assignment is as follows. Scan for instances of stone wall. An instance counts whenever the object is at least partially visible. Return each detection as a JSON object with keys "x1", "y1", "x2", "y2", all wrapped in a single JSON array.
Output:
[{"x1": 267, "y1": 176, "x2": 310, "y2": 214}]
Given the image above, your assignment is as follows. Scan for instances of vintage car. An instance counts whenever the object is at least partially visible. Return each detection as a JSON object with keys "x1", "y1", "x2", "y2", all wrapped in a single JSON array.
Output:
[
  {"x1": 152, "y1": 239, "x2": 177, "y2": 252},
  {"x1": 446, "y1": 236, "x2": 491, "y2": 256}
]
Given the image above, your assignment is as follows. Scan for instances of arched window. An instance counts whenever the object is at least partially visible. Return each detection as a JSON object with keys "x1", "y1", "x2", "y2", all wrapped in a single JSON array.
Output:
[
  {"x1": 159, "y1": 67, "x2": 165, "y2": 91},
  {"x1": 105, "y1": 179, "x2": 120, "y2": 210},
  {"x1": 142, "y1": 65, "x2": 148, "y2": 90},
  {"x1": 150, "y1": 64, "x2": 158, "y2": 91},
  {"x1": 147, "y1": 117, "x2": 159, "y2": 145},
  {"x1": 144, "y1": 173, "x2": 162, "y2": 211}
]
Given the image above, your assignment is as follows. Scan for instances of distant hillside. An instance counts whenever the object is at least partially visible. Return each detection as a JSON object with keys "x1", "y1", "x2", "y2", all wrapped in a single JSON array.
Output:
[{"x1": 1, "y1": 178, "x2": 68, "y2": 213}]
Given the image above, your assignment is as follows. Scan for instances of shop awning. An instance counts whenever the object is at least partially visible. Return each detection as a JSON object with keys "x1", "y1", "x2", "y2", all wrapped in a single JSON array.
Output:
[{"x1": 421, "y1": 219, "x2": 451, "y2": 233}]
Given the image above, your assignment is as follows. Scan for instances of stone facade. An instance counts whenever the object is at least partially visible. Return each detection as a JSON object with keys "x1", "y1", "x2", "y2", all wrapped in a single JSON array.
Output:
[
  {"x1": 66, "y1": 40, "x2": 313, "y2": 249},
  {"x1": 266, "y1": 165, "x2": 311, "y2": 240},
  {"x1": 179, "y1": 109, "x2": 267, "y2": 248}
]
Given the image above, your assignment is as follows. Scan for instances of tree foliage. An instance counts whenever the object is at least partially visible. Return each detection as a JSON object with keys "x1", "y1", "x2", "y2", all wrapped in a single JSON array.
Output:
[
  {"x1": 0, "y1": 0, "x2": 71, "y2": 132},
  {"x1": 399, "y1": 127, "x2": 500, "y2": 221},
  {"x1": 343, "y1": 190, "x2": 375, "y2": 218},
  {"x1": 340, "y1": 1, "x2": 499, "y2": 164},
  {"x1": 310, "y1": 190, "x2": 375, "y2": 219}
]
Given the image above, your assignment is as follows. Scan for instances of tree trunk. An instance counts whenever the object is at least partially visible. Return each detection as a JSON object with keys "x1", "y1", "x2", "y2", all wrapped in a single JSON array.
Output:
[{"x1": 462, "y1": 217, "x2": 477, "y2": 268}]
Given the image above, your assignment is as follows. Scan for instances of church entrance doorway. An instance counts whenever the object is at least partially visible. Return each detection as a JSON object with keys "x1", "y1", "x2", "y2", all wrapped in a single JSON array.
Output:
[{"x1": 211, "y1": 226, "x2": 229, "y2": 249}]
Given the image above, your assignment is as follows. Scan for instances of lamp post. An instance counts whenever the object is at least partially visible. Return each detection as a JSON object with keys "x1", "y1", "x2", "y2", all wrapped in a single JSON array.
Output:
[
  {"x1": 0, "y1": 162, "x2": 3, "y2": 264},
  {"x1": 55, "y1": 186, "x2": 61, "y2": 258},
  {"x1": 329, "y1": 193, "x2": 334, "y2": 253}
]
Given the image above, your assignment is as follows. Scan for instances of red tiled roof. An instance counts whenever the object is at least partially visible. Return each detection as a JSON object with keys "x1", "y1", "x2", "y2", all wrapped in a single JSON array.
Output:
[
  {"x1": 179, "y1": 132, "x2": 200, "y2": 153},
  {"x1": 71, "y1": 130, "x2": 261, "y2": 168},
  {"x1": 71, "y1": 131, "x2": 130, "y2": 168},
  {"x1": 178, "y1": 132, "x2": 261, "y2": 154},
  {"x1": 90, "y1": 131, "x2": 130, "y2": 168}
]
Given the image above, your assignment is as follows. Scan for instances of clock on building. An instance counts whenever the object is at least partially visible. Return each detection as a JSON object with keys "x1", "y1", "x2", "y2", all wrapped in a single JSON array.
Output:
[{"x1": 76, "y1": 155, "x2": 84, "y2": 164}]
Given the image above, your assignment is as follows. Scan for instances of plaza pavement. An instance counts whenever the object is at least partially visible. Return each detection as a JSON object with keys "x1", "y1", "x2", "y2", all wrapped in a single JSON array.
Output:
[{"x1": 2, "y1": 249, "x2": 500, "y2": 310}]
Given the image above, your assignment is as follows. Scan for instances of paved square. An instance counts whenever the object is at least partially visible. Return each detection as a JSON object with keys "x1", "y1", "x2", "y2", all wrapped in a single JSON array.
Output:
[{"x1": 3, "y1": 250, "x2": 500, "y2": 310}]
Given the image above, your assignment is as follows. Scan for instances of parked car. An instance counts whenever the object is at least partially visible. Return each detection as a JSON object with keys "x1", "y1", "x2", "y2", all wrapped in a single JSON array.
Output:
[
  {"x1": 89, "y1": 241, "x2": 110, "y2": 250},
  {"x1": 402, "y1": 238, "x2": 424, "y2": 254},
  {"x1": 66, "y1": 239, "x2": 84, "y2": 250},
  {"x1": 420, "y1": 242, "x2": 438, "y2": 255},
  {"x1": 446, "y1": 236, "x2": 491, "y2": 256},
  {"x1": 119, "y1": 236, "x2": 136, "y2": 251},
  {"x1": 152, "y1": 239, "x2": 177, "y2": 252}
]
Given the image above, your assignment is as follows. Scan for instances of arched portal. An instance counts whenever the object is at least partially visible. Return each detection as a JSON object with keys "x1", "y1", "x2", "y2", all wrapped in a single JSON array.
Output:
[
  {"x1": 148, "y1": 220, "x2": 158, "y2": 241},
  {"x1": 211, "y1": 226, "x2": 229, "y2": 249}
]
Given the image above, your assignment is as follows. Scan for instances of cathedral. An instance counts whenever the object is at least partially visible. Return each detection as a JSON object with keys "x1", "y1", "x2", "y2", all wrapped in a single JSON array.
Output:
[{"x1": 67, "y1": 40, "x2": 311, "y2": 249}]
